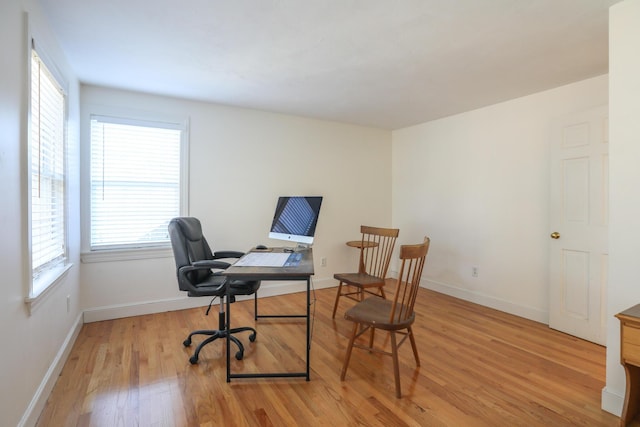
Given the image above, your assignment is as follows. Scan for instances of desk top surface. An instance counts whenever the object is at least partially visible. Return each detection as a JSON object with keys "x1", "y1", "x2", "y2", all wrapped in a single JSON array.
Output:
[
  {"x1": 225, "y1": 247, "x2": 314, "y2": 278},
  {"x1": 617, "y1": 304, "x2": 640, "y2": 321}
]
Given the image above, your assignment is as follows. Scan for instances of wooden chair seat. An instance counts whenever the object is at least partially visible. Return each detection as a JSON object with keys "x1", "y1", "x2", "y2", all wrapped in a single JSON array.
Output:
[
  {"x1": 344, "y1": 297, "x2": 415, "y2": 331},
  {"x1": 333, "y1": 272, "x2": 386, "y2": 289}
]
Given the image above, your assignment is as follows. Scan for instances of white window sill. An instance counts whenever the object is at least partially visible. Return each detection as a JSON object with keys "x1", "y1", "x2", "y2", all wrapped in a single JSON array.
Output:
[
  {"x1": 81, "y1": 247, "x2": 173, "y2": 263},
  {"x1": 25, "y1": 263, "x2": 73, "y2": 315}
]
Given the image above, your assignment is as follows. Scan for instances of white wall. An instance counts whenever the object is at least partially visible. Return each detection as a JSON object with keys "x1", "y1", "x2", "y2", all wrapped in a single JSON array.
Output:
[
  {"x1": 603, "y1": 0, "x2": 640, "y2": 416},
  {"x1": 80, "y1": 86, "x2": 392, "y2": 319},
  {"x1": 0, "y1": 1, "x2": 82, "y2": 426},
  {"x1": 392, "y1": 75, "x2": 608, "y2": 323}
]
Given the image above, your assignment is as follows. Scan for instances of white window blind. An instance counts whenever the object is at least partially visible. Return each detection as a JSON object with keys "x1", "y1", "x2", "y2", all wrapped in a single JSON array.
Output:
[
  {"x1": 89, "y1": 115, "x2": 183, "y2": 250},
  {"x1": 30, "y1": 49, "x2": 67, "y2": 284}
]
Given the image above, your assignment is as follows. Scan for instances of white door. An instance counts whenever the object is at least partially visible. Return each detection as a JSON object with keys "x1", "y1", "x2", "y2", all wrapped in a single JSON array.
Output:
[{"x1": 549, "y1": 105, "x2": 608, "y2": 345}]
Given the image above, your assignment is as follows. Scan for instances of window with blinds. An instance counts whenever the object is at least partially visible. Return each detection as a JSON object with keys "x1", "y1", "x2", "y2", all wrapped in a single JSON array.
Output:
[
  {"x1": 30, "y1": 49, "x2": 67, "y2": 291},
  {"x1": 89, "y1": 115, "x2": 185, "y2": 250}
]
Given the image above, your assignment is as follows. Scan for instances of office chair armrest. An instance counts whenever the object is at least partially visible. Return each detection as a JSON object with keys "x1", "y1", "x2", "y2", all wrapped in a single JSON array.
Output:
[
  {"x1": 177, "y1": 264, "x2": 226, "y2": 295},
  {"x1": 191, "y1": 260, "x2": 231, "y2": 270},
  {"x1": 213, "y1": 250, "x2": 245, "y2": 259}
]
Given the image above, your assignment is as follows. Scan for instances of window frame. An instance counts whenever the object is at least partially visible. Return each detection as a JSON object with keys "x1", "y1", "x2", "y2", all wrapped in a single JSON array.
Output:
[
  {"x1": 25, "y1": 37, "x2": 71, "y2": 307},
  {"x1": 81, "y1": 106, "x2": 190, "y2": 263}
]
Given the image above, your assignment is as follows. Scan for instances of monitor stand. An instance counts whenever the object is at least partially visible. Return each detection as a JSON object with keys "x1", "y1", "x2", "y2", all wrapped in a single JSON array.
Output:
[{"x1": 282, "y1": 244, "x2": 311, "y2": 253}]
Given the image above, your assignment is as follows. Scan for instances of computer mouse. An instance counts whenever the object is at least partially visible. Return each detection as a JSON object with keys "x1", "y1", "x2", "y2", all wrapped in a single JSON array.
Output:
[{"x1": 256, "y1": 244, "x2": 268, "y2": 250}]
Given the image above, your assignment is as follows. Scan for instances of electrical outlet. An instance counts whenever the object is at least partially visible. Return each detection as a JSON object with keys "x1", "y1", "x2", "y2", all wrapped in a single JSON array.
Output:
[
  {"x1": 472, "y1": 266, "x2": 479, "y2": 278},
  {"x1": 321, "y1": 257, "x2": 327, "y2": 267}
]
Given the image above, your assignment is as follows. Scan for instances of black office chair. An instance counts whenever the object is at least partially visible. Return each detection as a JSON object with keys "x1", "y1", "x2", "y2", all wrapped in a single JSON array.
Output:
[{"x1": 168, "y1": 217, "x2": 260, "y2": 364}]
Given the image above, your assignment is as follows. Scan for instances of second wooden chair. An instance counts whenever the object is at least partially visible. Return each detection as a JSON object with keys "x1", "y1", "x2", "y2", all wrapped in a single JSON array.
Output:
[
  {"x1": 331, "y1": 225, "x2": 399, "y2": 319},
  {"x1": 340, "y1": 237, "x2": 430, "y2": 398}
]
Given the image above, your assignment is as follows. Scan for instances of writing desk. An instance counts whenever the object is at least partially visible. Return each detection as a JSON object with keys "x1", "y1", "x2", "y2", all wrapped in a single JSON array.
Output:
[
  {"x1": 617, "y1": 304, "x2": 640, "y2": 426},
  {"x1": 224, "y1": 247, "x2": 314, "y2": 382}
]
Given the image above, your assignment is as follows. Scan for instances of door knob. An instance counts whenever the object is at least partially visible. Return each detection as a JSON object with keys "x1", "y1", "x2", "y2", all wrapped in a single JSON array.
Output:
[{"x1": 550, "y1": 232, "x2": 560, "y2": 239}]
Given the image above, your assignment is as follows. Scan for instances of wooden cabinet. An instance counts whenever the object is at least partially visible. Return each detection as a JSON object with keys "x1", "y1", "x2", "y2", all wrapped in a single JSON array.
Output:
[{"x1": 616, "y1": 304, "x2": 640, "y2": 426}]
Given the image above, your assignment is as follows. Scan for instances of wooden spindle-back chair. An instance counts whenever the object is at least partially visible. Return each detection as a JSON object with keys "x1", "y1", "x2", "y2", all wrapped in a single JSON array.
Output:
[
  {"x1": 340, "y1": 237, "x2": 430, "y2": 398},
  {"x1": 332, "y1": 225, "x2": 399, "y2": 319}
]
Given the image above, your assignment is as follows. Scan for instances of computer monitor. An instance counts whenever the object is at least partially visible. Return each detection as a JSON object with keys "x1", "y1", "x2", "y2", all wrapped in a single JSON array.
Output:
[{"x1": 268, "y1": 196, "x2": 323, "y2": 246}]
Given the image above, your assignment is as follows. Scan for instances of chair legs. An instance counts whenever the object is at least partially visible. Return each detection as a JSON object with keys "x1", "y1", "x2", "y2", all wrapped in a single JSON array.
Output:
[
  {"x1": 340, "y1": 324, "x2": 418, "y2": 399},
  {"x1": 332, "y1": 281, "x2": 345, "y2": 318},
  {"x1": 390, "y1": 331, "x2": 401, "y2": 398},
  {"x1": 408, "y1": 326, "x2": 420, "y2": 366},
  {"x1": 340, "y1": 322, "x2": 359, "y2": 381},
  {"x1": 389, "y1": 327, "x2": 419, "y2": 397},
  {"x1": 185, "y1": 327, "x2": 255, "y2": 364},
  {"x1": 184, "y1": 300, "x2": 257, "y2": 364}
]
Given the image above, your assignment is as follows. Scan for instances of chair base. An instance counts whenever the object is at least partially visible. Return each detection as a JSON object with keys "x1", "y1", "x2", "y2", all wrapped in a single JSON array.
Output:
[
  {"x1": 184, "y1": 308, "x2": 257, "y2": 364},
  {"x1": 184, "y1": 326, "x2": 257, "y2": 364}
]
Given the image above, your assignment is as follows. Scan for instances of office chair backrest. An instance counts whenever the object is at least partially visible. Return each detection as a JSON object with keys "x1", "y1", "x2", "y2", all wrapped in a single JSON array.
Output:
[
  {"x1": 388, "y1": 237, "x2": 430, "y2": 324},
  {"x1": 168, "y1": 217, "x2": 214, "y2": 286}
]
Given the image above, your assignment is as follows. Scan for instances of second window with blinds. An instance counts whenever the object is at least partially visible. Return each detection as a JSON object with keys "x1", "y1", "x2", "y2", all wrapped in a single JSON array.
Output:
[{"x1": 88, "y1": 115, "x2": 188, "y2": 256}]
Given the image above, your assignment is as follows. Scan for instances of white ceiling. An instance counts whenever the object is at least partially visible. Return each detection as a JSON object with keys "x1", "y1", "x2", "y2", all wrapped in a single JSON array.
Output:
[{"x1": 39, "y1": 0, "x2": 620, "y2": 130}]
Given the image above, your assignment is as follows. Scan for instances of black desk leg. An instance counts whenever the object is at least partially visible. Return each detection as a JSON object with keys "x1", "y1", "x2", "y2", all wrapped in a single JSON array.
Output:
[
  {"x1": 226, "y1": 276, "x2": 311, "y2": 382},
  {"x1": 306, "y1": 277, "x2": 311, "y2": 381},
  {"x1": 226, "y1": 290, "x2": 231, "y2": 383}
]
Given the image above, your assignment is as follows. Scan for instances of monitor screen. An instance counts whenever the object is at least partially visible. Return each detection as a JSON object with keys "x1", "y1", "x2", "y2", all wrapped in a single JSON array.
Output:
[{"x1": 268, "y1": 196, "x2": 323, "y2": 245}]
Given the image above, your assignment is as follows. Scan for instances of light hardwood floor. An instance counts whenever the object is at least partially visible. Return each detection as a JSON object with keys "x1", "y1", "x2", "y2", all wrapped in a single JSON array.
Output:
[{"x1": 37, "y1": 286, "x2": 619, "y2": 426}]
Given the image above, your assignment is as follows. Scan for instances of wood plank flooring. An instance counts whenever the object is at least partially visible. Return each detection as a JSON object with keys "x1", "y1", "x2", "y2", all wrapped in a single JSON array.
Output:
[{"x1": 36, "y1": 286, "x2": 619, "y2": 426}]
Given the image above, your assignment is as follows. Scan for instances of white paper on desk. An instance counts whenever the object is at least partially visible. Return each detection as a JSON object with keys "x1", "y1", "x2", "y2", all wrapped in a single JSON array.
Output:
[{"x1": 233, "y1": 252, "x2": 290, "y2": 267}]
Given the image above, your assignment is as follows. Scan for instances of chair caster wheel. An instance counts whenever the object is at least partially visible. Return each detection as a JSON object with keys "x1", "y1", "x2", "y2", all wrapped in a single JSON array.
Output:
[
  {"x1": 189, "y1": 355, "x2": 198, "y2": 364},
  {"x1": 249, "y1": 332, "x2": 257, "y2": 342},
  {"x1": 183, "y1": 338, "x2": 191, "y2": 347},
  {"x1": 235, "y1": 351, "x2": 244, "y2": 361}
]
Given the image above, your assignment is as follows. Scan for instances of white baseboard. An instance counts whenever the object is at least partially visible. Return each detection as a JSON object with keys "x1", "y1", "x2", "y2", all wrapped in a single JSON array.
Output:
[
  {"x1": 83, "y1": 295, "x2": 211, "y2": 323},
  {"x1": 83, "y1": 277, "x2": 335, "y2": 323},
  {"x1": 18, "y1": 312, "x2": 83, "y2": 427},
  {"x1": 601, "y1": 386, "x2": 623, "y2": 416},
  {"x1": 421, "y1": 278, "x2": 548, "y2": 324}
]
